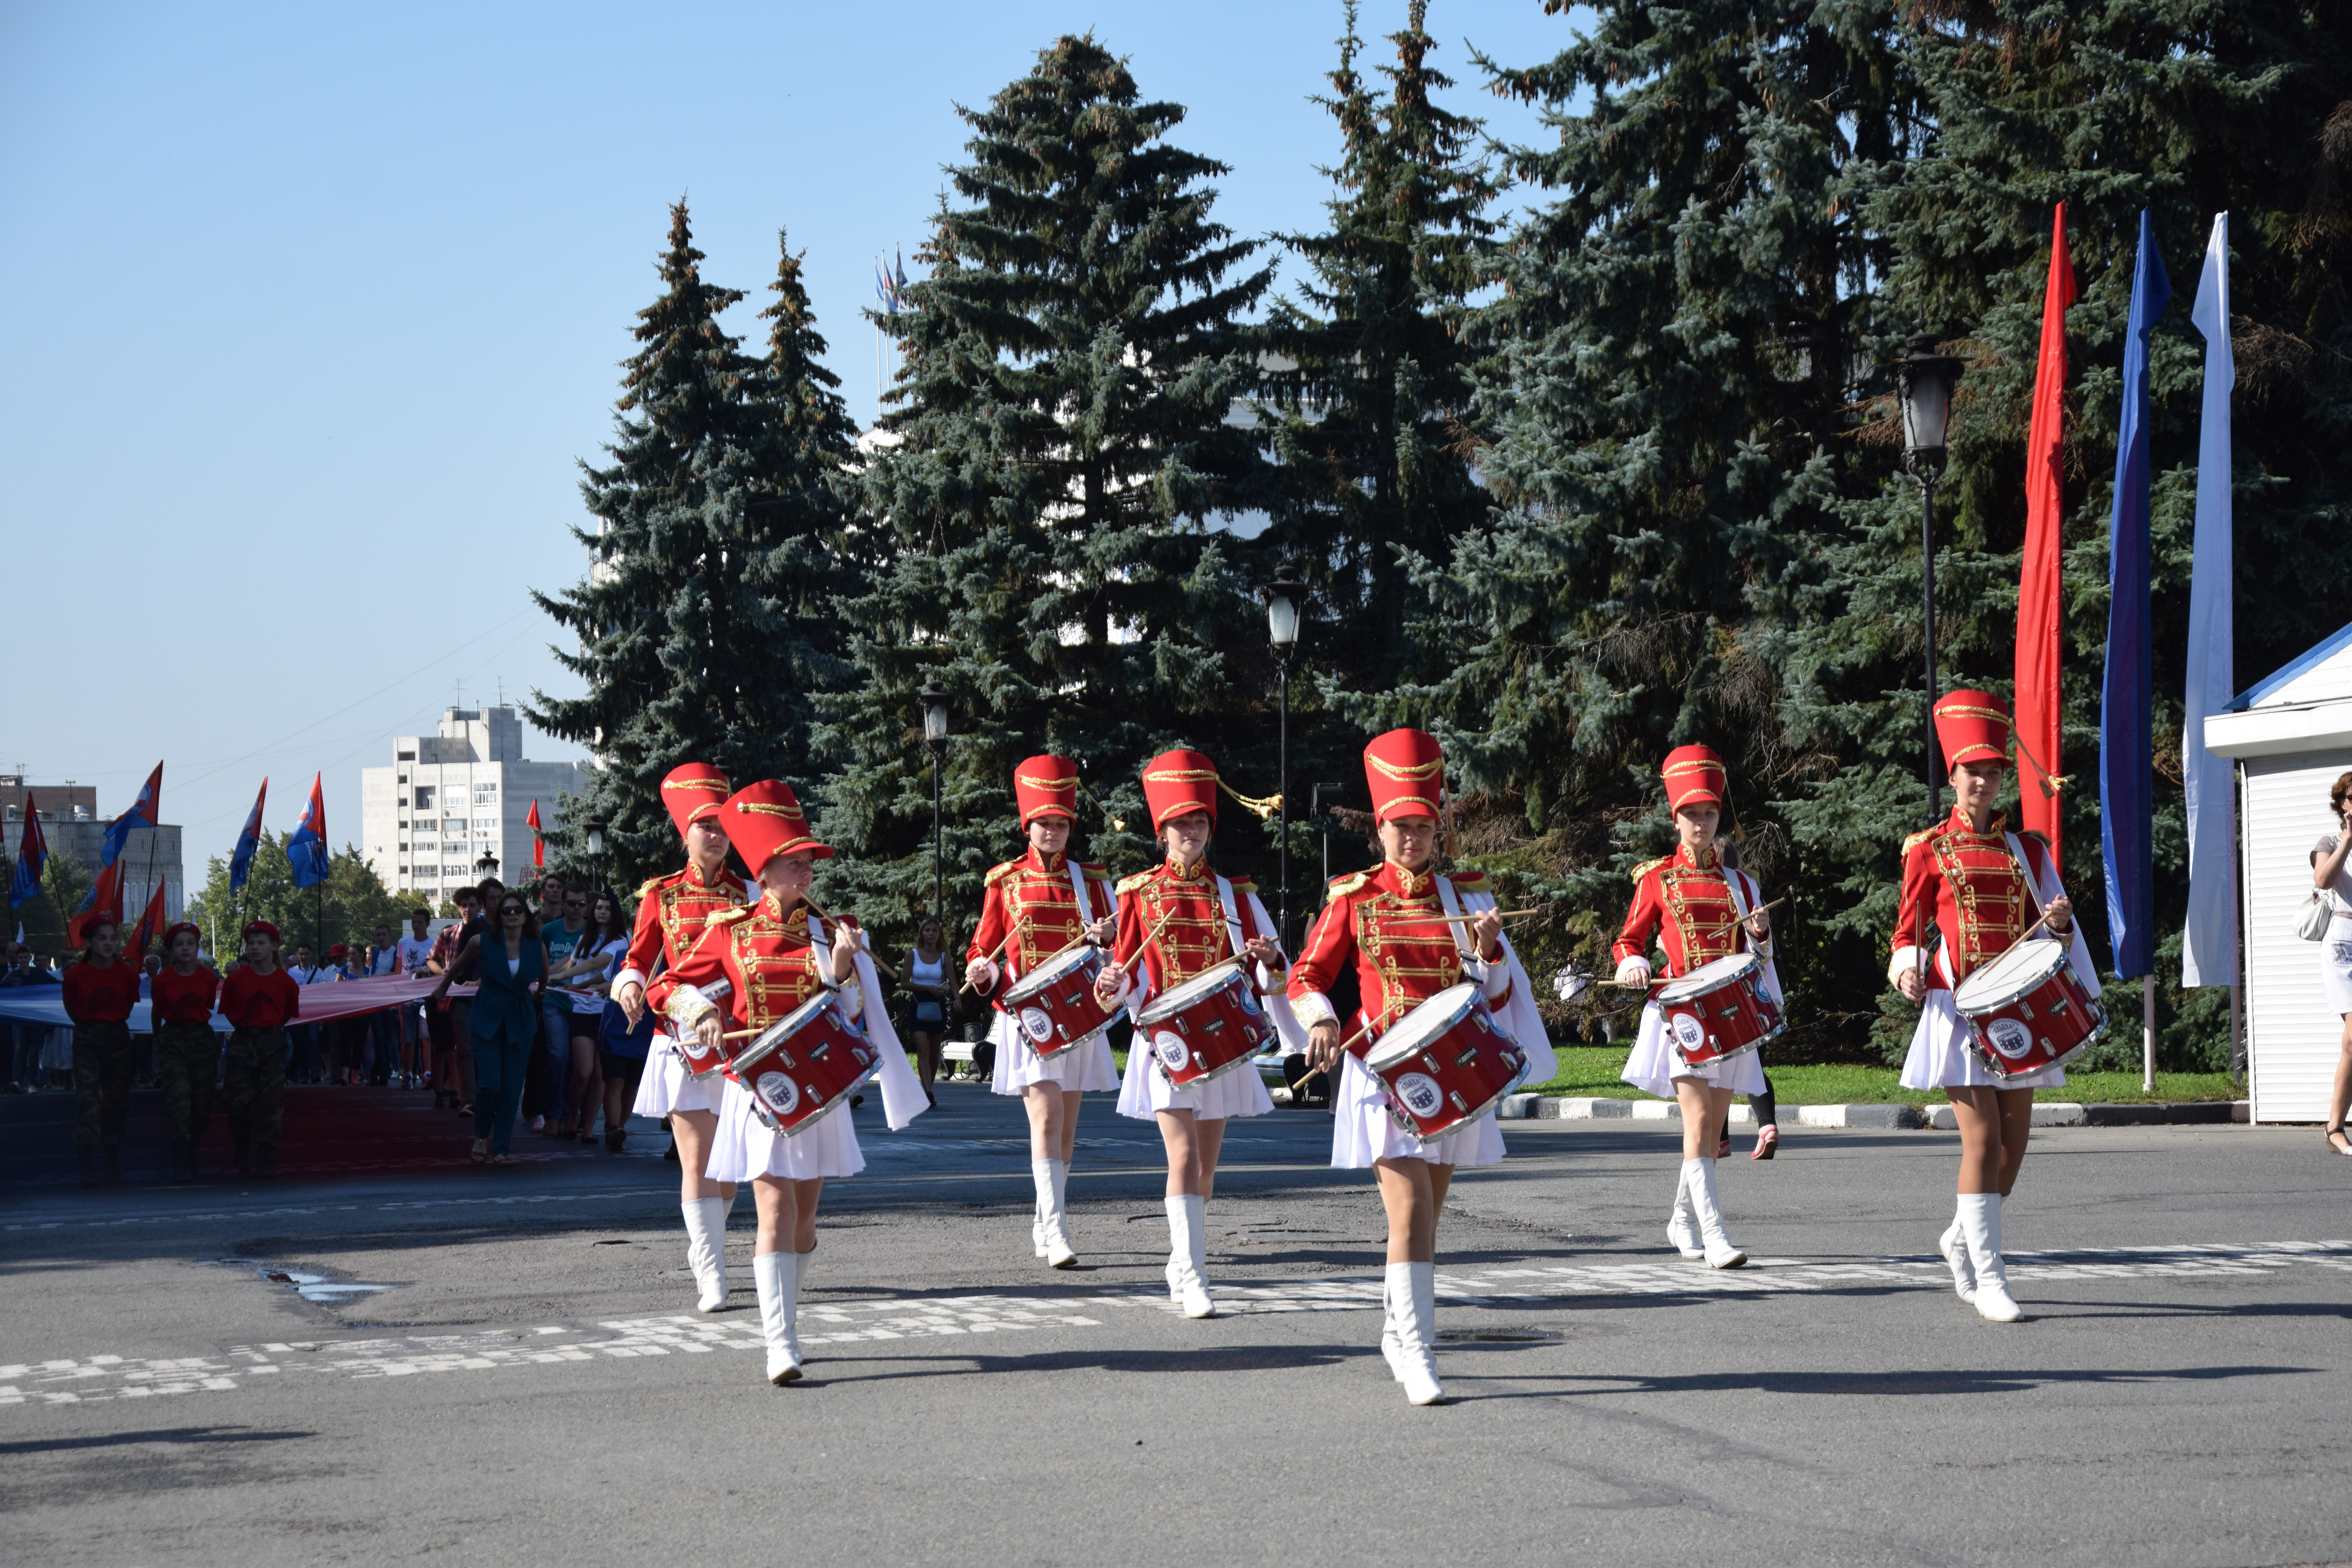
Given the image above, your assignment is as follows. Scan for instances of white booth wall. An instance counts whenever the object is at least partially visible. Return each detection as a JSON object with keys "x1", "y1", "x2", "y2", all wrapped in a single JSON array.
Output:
[{"x1": 2239, "y1": 753, "x2": 2351, "y2": 1122}]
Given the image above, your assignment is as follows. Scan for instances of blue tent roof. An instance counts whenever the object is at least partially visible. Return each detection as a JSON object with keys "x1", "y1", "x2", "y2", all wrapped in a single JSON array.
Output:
[{"x1": 2234, "y1": 618, "x2": 2352, "y2": 710}]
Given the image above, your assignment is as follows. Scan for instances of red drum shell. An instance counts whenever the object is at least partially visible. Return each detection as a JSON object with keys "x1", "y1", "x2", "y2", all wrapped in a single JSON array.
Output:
[
  {"x1": 1000, "y1": 943, "x2": 1119, "y2": 1058},
  {"x1": 1652, "y1": 953, "x2": 1784, "y2": 1070},
  {"x1": 671, "y1": 1029, "x2": 729, "y2": 1081},
  {"x1": 725, "y1": 993, "x2": 877, "y2": 1136},
  {"x1": 1951, "y1": 938, "x2": 2105, "y2": 1079},
  {"x1": 1361, "y1": 982, "x2": 1525, "y2": 1140},
  {"x1": 1133, "y1": 959, "x2": 1278, "y2": 1088}
]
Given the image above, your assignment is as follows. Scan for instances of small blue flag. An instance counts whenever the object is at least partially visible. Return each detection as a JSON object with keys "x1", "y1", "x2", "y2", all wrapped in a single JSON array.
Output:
[
  {"x1": 287, "y1": 773, "x2": 330, "y2": 890},
  {"x1": 100, "y1": 762, "x2": 163, "y2": 869},
  {"x1": 10, "y1": 790, "x2": 47, "y2": 908},
  {"x1": 230, "y1": 778, "x2": 269, "y2": 892}
]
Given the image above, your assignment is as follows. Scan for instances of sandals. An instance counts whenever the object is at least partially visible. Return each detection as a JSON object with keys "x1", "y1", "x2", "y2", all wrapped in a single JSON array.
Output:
[
  {"x1": 492, "y1": 1153, "x2": 517, "y2": 1167},
  {"x1": 468, "y1": 1140, "x2": 489, "y2": 1166},
  {"x1": 1752, "y1": 1125, "x2": 1780, "y2": 1160},
  {"x1": 2326, "y1": 1125, "x2": 2352, "y2": 1156}
]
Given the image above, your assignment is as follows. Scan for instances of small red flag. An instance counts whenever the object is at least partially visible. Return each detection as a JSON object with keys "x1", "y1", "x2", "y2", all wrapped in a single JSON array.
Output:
[
  {"x1": 68, "y1": 857, "x2": 126, "y2": 949},
  {"x1": 126, "y1": 879, "x2": 169, "y2": 962},
  {"x1": 527, "y1": 799, "x2": 544, "y2": 869},
  {"x1": 2015, "y1": 202, "x2": 2076, "y2": 867}
]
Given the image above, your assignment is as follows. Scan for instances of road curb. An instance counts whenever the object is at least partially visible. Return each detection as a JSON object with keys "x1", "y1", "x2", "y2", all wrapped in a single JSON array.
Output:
[{"x1": 1499, "y1": 1096, "x2": 2253, "y2": 1128}]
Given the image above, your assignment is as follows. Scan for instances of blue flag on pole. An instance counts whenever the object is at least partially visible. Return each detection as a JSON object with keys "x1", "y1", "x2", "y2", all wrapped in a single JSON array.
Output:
[
  {"x1": 98, "y1": 761, "x2": 163, "y2": 871},
  {"x1": 229, "y1": 777, "x2": 268, "y2": 892},
  {"x1": 10, "y1": 790, "x2": 47, "y2": 908},
  {"x1": 287, "y1": 773, "x2": 329, "y2": 890},
  {"x1": 2181, "y1": 214, "x2": 2236, "y2": 988},
  {"x1": 2100, "y1": 211, "x2": 2171, "y2": 980}
]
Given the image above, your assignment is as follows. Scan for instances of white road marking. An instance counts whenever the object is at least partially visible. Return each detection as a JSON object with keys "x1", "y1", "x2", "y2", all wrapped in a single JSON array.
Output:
[{"x1": 7, "y1": 1241, "x2": 2344, "y2": 1409}]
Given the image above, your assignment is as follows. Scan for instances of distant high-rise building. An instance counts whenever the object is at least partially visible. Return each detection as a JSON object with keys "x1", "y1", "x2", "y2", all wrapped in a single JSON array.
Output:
[{"x1": 360, "y1": 708, "x2": 588, "y2": 901}]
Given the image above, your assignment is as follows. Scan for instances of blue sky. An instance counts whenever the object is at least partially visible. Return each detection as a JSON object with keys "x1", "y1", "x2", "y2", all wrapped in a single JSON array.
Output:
[{"x1": 2, "y1": 0, "x2": 1583, "y2": 878}]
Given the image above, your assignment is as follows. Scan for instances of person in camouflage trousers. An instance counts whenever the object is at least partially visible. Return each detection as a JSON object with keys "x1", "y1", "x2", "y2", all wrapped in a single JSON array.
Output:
[
  {"x1": 220, "y1": 920, "x2": 301, "y2": 1179},
  {"x1": 151, "y1": 924, "x2": 223, "y2": 1182},
  {"x1": 61, "y1": 918, "x2": 140, "y2": 1187}
]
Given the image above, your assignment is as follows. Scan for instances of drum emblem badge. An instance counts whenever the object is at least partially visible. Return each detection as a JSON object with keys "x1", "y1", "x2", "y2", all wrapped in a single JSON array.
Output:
[
  {"x1": 1670, "y1": 1013, "x2": 1706, "y2": 1051},
  {"x1": 755, "y1": 1072, "x2": 800, "y2": 1116},
  {"x1": 1018, "y1": 1007, "x2": 1055, "y2": 1045},
  {"x1": 1153, "y1": 1031, "x2": 1191, "y2": 1071},
  {"x1": 1985, "y1": 1017, "x2": 2035, "y2": 1060},
  {"x1": 1237, "y1": 987, "x2": 1262, "y2": 1016},
  {"x1": 1395, "y1": 1072, "x2": 1445, "y2": 1120}
]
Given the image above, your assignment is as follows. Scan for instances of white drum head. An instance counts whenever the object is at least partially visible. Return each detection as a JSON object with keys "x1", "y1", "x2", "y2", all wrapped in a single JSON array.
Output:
[
  {"x1": 1654, "y1": 952, "x2": 1758, "y2": 1005},
  {"x1": 1002, "y1": 942, "x2": 1101, "y2": 1004},
  {"x1": 1952, "y1": 938, "x2": 2067, "y2": 1011},
  {"x1": 1364, "y1": 982, "x2": 1481, "y2": 1071},
  {"x1": 1134, "y1": 957, "x2": 1245, "y2": 1027}
]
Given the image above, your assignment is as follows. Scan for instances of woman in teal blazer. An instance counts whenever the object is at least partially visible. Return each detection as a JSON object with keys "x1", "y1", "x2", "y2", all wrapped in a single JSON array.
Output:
[{"x1": 430, "y1": 893, "x2": 546, "y2": 1165}]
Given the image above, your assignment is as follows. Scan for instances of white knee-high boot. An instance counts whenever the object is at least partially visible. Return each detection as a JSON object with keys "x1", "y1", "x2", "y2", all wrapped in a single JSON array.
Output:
[
  {"x1": 753, "y1": 1251, "x2": 801, "y2": 1383},
  {"x1": 1033, "y1": 1159, "x2": 1075, "y2": 1267},
  {"x1": 1666, "y1": 1164, "x2": 1703, "y2": 1260},
  {"x1": 1940, "y1": 1194, "x2": 1978, "y2": 1302},
  {"x1": 1163, "y1": 1194, "x2": 1213, "y2": 1318},
  {"x1": 1385, "y1": 1261, "x2": 1443, "y2": 1406},
  {"x1": 1958, "y1": 1193, "x2": 2021, "y2": 1321},
  {"x1": 683, "y1": 1196, "x2": 728, "y2": 1312},
  {"x1": 1684, "y1": 1158, "x2": 1746, "y2": 1269},
  {"x1": 1379, "y1": 1272, "x2": 1404, "y2": 1380}
]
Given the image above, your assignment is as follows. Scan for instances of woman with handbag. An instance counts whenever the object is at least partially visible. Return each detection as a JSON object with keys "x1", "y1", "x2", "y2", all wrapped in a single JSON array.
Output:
[
  {"x1": 903, "y1": 916, "x2": 952, "y2": 1107},
  {"x1": 2309, "y1": 772, "x2": 2352, "y2": 1155}
]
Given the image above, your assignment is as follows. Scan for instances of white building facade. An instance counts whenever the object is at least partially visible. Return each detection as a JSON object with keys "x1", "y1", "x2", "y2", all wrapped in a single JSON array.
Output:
[
  {"x1": 360, "y1": 708, "x2": 589, "y2": 904},
  {"x1": 2203, "y1": 621, "x2": 2352, "y2": 1123}
]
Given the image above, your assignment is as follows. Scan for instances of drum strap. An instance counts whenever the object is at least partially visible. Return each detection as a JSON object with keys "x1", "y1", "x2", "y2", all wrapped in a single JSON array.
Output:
[
  {"x1": 2002, "y1": 833, "x2": 2052, "y2": 933},
  {"x1": 1214, "y1": 875, "x2": 1246, "y2": 962},
  {"x1": 1435, "y1": 875, "x2": 1472, "y2": 969},
  {"x1": 1065, "y1": 859, "x2": 1096, "y2": 923}
]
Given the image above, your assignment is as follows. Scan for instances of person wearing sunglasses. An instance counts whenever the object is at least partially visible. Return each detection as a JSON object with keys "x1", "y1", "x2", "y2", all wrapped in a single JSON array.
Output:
[{"x1": 430, "y1": 895, "x2": 547, "y2": 1166}]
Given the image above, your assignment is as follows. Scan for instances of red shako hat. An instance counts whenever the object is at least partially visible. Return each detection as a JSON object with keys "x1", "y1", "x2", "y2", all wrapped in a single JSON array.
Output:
[
  {"x1": 719, "y1": 780, "x2": 831, "y2": 873},
  {"x1": 1661, "y1": 745, "x2": 1728, "y2": 812},
  {"x1": 660, "y1": 762, "x2": 731, "y2": 838},
  {"x1": 1363, "y1": 729, "x2": 1446, "y2": 824},
  {"x1": 1014, "y1": 755, "x2": 1080, "y2": 828},
  {"x1": 1934, "y1": 690, "x2": 2013, "y2": 770},
  {"x1": 1141, "y1": 750, "x2": 1220, "y2": 830}
]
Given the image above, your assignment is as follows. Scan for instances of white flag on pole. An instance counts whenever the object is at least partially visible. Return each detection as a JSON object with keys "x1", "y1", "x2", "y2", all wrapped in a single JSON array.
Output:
[{"x1": 2182, "y1": 213, "x2": 2236, "y2": 988}]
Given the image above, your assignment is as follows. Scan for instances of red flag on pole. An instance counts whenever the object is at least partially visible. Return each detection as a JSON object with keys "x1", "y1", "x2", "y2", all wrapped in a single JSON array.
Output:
[
  {"x1": 527, "y1": 799, "x2": 544, "y2": 869},
  {"x1": 2015, "y1": 202, "x2": 2076, "y2": 867},
  {"x1": 68, "y1": 857, "x2": 126, "y2": 949},
  {"x1": 126, "y1": 879, "x2": 169, "y2": 963}
]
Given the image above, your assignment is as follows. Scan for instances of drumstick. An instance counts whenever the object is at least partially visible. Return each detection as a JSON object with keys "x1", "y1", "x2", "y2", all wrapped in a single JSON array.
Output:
[
  {"x1": 959, "y1": 928, "x2": 1016, "y2": 994},
  {"x1": 1291, "y1": 1018, "x2": 1374, "y2": 1091},
  {"x1": 804, "y1": 899, "x2": 902, "y2": 981},
  {"x1": 1103, "y1": 904, "x2": 1182, "y2": 990},
  {"x1": 1386, "y1": 908, "x2": 1543, "y2": 926},
  {"x1": 1684, "y1": 896, "x2": 1788, "y2": 936}
]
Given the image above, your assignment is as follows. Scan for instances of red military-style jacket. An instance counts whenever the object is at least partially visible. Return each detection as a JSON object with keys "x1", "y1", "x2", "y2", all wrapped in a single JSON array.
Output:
[
  {"x1": 614, "y1": 861, "x2": 747, "y2": 1014},
  {"x1": 965, "y1": 847, "x2": 1115, "y2": 1007},
  {"x1": 1285, "y1": 862, "x2": 1510, "y2": 1047},
  {"x1": 1612, "y1": 844, "x2": 1768, "y2": 981},
  {"x1": 1105, "y1": 858, "x2": 1275, "y2": 1005},
  {"x1": 1890, "y1": 808, "x2": 2056, "y2": 993},
  {"x1": 666, "y1": 892, "x2": 861, "y2": 1033}
]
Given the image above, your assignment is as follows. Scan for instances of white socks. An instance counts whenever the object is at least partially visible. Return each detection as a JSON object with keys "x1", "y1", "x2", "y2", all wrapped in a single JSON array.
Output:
[
  {"x1": 1958, "y1": 1193, "x2": 2022, "y2": 1322},
  {"x1": 1033, "y1": 1159, "x2": 1076, "y2": 1267},
  {"x1": 1684, "y1": 1158, "x2": 1745, "y2": 1269},
  {"x1": 753, "y1": 1250, "x2": 803, "y2": 1383},
  {"x1": 1940, "y1": 1197, "x2": 1977, "y2": 1302},
  {"x1": 683, "y1": 1195, "x2": 730, "y2": 1312},
  {"x1": 1666, "y1": 1165, "x2": 1704, "y2": 1260},
  {"x1": 1385, "y1": 1261, "x2": 1443, "y2": 1405},
  {"x1": 1164, "y1": 1194, "x2": 1213, "y2": 1318}
]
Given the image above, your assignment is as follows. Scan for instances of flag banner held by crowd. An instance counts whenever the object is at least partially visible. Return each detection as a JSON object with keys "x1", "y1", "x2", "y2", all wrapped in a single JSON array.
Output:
[
  {"x1": 2100, "y1": 210, "x2": 2171, "y2": 981},
  {"x1": 9, "y1": 789, "x2": 45, "y2": 908},
  {"x1": 287, "y1": 773, "x2": 329, "y2": 889},
  {"x1": 2181, "y1": 213, "x2": 2238, "y2": 990},
  {"x1": 99, "y1": 761, "x2": 163, "y2": 870},
  {"x1": 229, "y1": 777, "x2": 268, "y2": 892},
  {"x1": 2016, "y1": 203, "x2": 2076, "y2": 867},
  {"x1": 0, "y1": 973, "x2": 475, "y2": 1034}
]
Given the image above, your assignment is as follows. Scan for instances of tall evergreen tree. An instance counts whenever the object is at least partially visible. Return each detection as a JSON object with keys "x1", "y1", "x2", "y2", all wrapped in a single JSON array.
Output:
[
  {"x1": 815, "y1": 34, "x2": 1277, "y2": 946},
  {"x1": 530, "y1": 206, "x2": 860, "y2": 891}
]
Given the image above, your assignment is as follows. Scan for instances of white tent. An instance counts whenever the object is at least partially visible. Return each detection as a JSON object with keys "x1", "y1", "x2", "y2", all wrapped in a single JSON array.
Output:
[{"x1": 2203, "y1": 619, "x2": 2352, "y2": 1122}]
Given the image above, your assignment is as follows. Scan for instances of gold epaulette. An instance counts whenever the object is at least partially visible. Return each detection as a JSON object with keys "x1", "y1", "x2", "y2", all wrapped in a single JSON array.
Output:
[
  {"x1": 1630, "y1": 854, "x2": 1672, "y2": 883},
  {"x1": 1077, "y1": 860, "x2": 1107, "y2": 876},
  {"x1": 1226, "y1": 874, "x2": 1256, "y2": 891},
  {"x1": 635, "y1": 875, "x2": 665, "y2": 900},
  {"x1": 1449, "y1": 868, "x2": 1489, "y2": 892},
  {"x1": 1901, "y1": 825, "x2": 1944, "y2": 856},
  {"x1": 704, "y1": 905, "x2": 755, "y2": 929},
  {"x1": 984, "y1": 859, "x2": 1022, "y2": 887},
  {"x1": 1116, "y1": 869, "x2": 1155, "y2": 895},
  {"x1": 1326, "y1": 869, "x2": 1372, "y2": 898}
]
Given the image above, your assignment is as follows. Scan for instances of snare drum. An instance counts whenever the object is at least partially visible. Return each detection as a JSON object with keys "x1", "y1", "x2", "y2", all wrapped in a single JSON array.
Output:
[
  {"x1": 664, "y1": 982, "x2": 734, "y2": 1080},
  {"x1": 1951, "y1": 938, "x2": 2105, "y2": 1079},
  {"x1": 1000, "y1": 944, "x2": 1120, "y2": 1058},
  {"x1": 1652, "y1": 953, "x2": 1784, "y2": 1071},
  {"x1": 1133, "y1": 960, "x2": 1278, "y2": 1088},
  {"x1": 726, "y1": 993, "x2": 877, "y2": 1136},
  {"x1": 1361, "y1": 982, "x2": 1525, "y2": 1141}
]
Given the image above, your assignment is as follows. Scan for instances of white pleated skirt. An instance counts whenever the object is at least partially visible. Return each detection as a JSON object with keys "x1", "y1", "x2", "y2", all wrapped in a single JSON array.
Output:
[
  {"x1": 631, "y1": 1034, "x2": 728, "y2": 1118},
  {"x1": 1330, "y1": 1051, "x2": 1503, "y2": 1169},
  {"x1": 1621, "y1": 1003, "x2": 1769, "y2": 1100},
  {"x1": 1899, "y1": 988, "x2": 2066, "y2": 1091},
  {"x1": 1115, "y1": 1041, "x2": 1274, "y2": 1120},
  {"x1": 2322, "y1": 927, "x2": 2352, "y2": 1016},
  {"x1": 987, "y1": 1009, "x2": 1119, "y2": 1094},
  {"x1": 704, "y1": 1075, "x2": 865, "y2": 1182}
]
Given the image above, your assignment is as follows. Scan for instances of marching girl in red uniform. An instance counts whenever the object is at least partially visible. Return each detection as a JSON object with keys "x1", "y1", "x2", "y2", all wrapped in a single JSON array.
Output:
[
  {"x1": 963, "y1": 756, "x2": 1120, "y2": 1269},
  {"x1": 1288, "y1": 730, "x2": 1554, "y2": 1404},
  {"x1": 1089, "y1": 750, "x2": 1299, "y2": 1318},
  {"x1": 610, "y1": 764, "x2": 748, "y2": 1313},
  {"x1": 1891, "y1": 691, "x2": 2094, "y2": 1324},
  {"x1": 669, "y1": 780, "x2": 927, "y2": 1384},
  {"x1": 1613, "y1": 745, "x2": 1779, "y2": 1270}
]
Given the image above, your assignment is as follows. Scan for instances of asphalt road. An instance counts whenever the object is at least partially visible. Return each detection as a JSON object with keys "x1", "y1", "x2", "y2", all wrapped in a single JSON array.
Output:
[{"x1": 2, "y1": 1079, "x2": 2348, "y2": 1567}]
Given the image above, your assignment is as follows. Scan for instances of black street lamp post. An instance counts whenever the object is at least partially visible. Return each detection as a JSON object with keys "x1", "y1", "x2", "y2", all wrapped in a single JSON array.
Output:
[
  {"x1": 584, "y1": 819, "x2": 605, "y2": 893},
  {"x1": 1895, "y1": 334, "x2": 1964, "y2": 827},
  {"x1": 920, "y1": 680, "x2": 950, "y2": 916},
  {"x1": 1262, "y1": 558, "x2": 1305, "y2": 945}
]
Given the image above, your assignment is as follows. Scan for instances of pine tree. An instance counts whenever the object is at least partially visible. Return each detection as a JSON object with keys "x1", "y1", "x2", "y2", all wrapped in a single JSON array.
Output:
[
  {"x1": 530, "y1": 206, "x2": 860, "y2": 891},
  {"x1": 814, "y1": 34, "x2": 1278, "y2": 946}
]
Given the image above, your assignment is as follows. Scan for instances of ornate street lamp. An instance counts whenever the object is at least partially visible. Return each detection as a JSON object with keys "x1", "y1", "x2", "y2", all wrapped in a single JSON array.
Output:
[
  {"x1": 1895, "y1": 334, "x2": 1964, "y2": 826},
  {"x1": 583, "y1": 818, "x2": 605, "y2": 891},
  {"x1": 1262, "y1": 557, "x2": 1306, "y2": 944},
  {"x1": 919, "y1": 679, "x2": 950, "y2": 915}
]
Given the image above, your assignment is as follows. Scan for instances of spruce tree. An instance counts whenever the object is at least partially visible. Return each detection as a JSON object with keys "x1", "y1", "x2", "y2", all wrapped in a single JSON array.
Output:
[
  {"x1": 814, "y1": 34, "x2": 1276, "y2": 946},
  {"x1": 530, "y1": 207, "x2": 860, "y2": 891}
]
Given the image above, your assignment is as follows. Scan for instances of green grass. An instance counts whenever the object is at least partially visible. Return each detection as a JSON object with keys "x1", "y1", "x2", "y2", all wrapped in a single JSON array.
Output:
[{"x1": 1523, "y1": 1046, "x2": 2238, "y2": 1105}]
